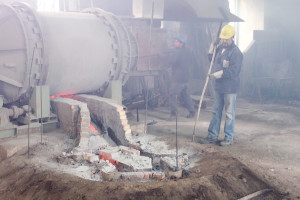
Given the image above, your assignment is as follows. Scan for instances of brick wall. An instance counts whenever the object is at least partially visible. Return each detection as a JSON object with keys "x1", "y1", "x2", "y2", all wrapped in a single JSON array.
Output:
[
  {"x1": 51, "y1": 97, "x2": 90, "y2": 148},
  {"x1": 73, "y1": 95, "x2": 132, "y2": 146}
]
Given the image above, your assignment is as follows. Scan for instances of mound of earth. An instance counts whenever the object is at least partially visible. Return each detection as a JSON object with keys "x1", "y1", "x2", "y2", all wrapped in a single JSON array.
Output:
[{"x1": 0, "y1": 138, "x2": 284, "y2": 200}]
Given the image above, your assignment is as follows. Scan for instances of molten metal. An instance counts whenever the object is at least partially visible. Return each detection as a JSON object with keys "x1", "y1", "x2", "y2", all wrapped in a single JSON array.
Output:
[{"x1": 90, "y1": 124, "x2": 101, "y2": 135}]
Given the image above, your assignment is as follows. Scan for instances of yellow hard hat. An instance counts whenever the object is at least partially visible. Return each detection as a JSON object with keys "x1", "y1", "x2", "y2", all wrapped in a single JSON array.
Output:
[{"x1": 219, "y1": 25, "x2": 235, "y2": 39}]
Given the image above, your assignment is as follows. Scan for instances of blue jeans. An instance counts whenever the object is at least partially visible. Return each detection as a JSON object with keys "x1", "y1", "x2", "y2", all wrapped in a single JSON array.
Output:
[{"x1": 207, "y1": 92, "x2": 237, "y2": 141}]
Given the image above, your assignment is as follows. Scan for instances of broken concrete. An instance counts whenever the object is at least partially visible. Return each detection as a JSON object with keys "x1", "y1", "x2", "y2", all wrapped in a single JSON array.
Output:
[
  {"x1": 99, "y1": 146, "x2": 152, "y2": 172},
  {"x1": 129, "y1": 134, "x2": 176, "y2": 158},
  {"x1": 0, "y1": 142, "x2": 27, "y2": 161},
  {"x1": 0, "y1": 133, "x2": 43, "y2": 161},
  {"x1": 160, "y1": 156, "x2": 188, "y2": 172},
  {"x1": 50, "y1": 95, "x2": 190, "y2": 182},
  {"x1": 51, "y1": 97, "x2": 91, "y2": 149}
]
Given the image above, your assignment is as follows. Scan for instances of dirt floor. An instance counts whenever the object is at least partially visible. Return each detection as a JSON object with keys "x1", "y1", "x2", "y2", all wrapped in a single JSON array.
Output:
[{"x1": 0, "y1": 98, "x2": 299, "y2": 200}]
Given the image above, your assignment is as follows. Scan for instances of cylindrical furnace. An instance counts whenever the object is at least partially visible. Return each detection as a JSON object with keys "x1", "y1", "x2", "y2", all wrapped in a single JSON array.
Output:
[{"x1": 0, "y1": 2, "x2": 138, "y2": 104}]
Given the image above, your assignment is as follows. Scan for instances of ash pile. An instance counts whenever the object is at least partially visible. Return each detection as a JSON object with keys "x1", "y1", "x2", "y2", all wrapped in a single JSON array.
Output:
[{"x1": 53, "y1": 94, "x2": 190, "y2": 182}]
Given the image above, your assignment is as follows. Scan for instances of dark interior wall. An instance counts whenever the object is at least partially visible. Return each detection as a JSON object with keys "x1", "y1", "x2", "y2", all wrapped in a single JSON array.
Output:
[
  {"x1": 242, "y1": 0, "x2": 300, "y2": 102},
  {"x1": 265, "y1": 0, "x2": 300, "y2": 88}
]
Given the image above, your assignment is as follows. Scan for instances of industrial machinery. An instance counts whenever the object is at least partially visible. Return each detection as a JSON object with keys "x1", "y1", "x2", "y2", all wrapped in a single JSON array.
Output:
[
  {"x1": 0, "y1": 1, "x2": 242, "y2": 138},
  {"x1": 0, "y1": 2, "x2": 138, "y2": 137},
  {"x1": 0, "y1": 2, "x2": 138, "y2": 105}
]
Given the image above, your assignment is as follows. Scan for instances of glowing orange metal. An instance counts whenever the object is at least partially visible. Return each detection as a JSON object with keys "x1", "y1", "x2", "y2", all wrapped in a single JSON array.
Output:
[
  {"x1": 50, "y1": 92, "x2": 74, "y2": 99},
  {"x1": 90, "y1": 124, "x2": 101, "y2": 135}
]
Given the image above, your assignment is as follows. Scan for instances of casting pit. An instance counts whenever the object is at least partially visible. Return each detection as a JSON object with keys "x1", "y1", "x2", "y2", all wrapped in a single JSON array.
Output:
[
  {"x1": 0, "y1": 96, "x2": 285, "y2": 199},
  {"x1": 51, "y1": 95, "x2": 191, "y2": 182}
]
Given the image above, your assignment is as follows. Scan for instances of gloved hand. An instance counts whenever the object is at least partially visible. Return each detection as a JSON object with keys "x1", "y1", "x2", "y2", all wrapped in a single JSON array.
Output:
[
  {"x1": 208, "y1": 70, "x2": 223, "y2": 80},
  {"x1": 208, "y1": 73, "x2": 215, "y2": 80},
  {"x1": 208, "y1": 38, "x2": 221, "y2": 54},
  {"x1": 222, "y1": 60, "x2": 229, "y2": 68}
]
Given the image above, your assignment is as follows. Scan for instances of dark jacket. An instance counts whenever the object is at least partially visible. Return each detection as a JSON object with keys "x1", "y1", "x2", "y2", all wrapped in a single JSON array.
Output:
[
  {"x1": 209, "y1": 42, "x2": 243, "y2": 94},
  {"x1": 170, "y1": 47, "x2": 193, "y2": 83}
]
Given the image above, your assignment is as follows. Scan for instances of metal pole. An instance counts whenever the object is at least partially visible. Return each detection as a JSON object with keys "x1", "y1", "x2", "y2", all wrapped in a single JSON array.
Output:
[
  {"x1": 175, "y1": 95, "x2": 178, "y2": 170},
  {"x1": 40, "y1": 86, "x2": 43, "y2": 144},
  {"x1": 27, "y1": 110, "x2": 30, "y2": 158},
  {"x1": 28, "y1": 47, "x2": 36, "y2": 158},
  {"x1": 192, "y1": 21, "x2": 223, "y2": 142},
  {"x1": 143, "y1": 0, "x2": 155, "y2": 134}
]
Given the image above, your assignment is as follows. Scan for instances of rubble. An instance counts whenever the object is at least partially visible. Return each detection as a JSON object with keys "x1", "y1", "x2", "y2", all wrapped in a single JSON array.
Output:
[
  {"x1": 160, "y1": 155, "x2": 189, "y2": 171},
  {"x1": 99, "y1": 146, "x2": 152, "y2": 172},
  {"x1": 73, "y1": 95, "x2": 132, "y2": 146},
  {"x1": 130, "y1": 135, "x2": 176, "y2": 157},
  {"x1": 50, "y1": 95, "x2": 191, "y2": 182}
]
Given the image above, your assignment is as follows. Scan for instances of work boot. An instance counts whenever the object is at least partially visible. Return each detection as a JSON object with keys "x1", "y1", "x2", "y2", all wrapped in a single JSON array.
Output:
[
  {"x1": 186, "y1": 111, "x2": 195, "y2": 118},
  {"x1": 199, "y1": 137, "x2": 218, "y2": 144},
  {"x1": 219, "y1": 140, "x2": 233, "y2": 146}
]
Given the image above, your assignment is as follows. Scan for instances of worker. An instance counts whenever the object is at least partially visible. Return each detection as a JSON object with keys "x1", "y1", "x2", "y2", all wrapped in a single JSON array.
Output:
[
  {"x1": 199, "y1": 25, "x2": 243, "y2": 146},
  {"x1": 168, "y1": 35, "x2": 195, "y2": 120}
]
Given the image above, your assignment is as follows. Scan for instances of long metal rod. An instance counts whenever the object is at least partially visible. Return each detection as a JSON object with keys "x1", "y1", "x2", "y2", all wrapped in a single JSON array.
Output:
[
  {"x1": 28, "y1": 47, "x2": 36, "y2": 158},
  {"x1": 40, "y1": 86, "x2": 43, "y2": 144},
  {"x1": 27, "y1": 110, "x2": 30, "y2": 158},
  {"x1": 175, "y1": 95, "x2": 178, "y2": 170},
  {"x1": 143, "y1": 0, "x2": 155, "y2": 134},
  {"x1": 192, "y1": 21, "x2": 223, "y2": 142}
]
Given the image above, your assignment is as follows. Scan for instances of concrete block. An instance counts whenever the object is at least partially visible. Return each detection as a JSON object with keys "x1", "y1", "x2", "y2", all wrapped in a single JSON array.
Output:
[{"x1": 0, "y1": 144, "x2": 26, "y2": 161}]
